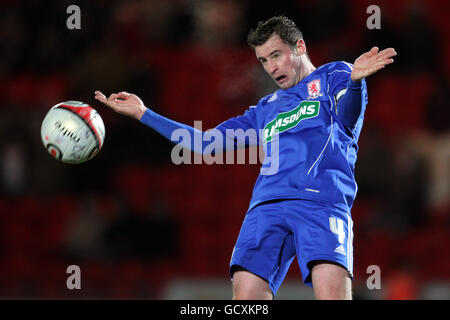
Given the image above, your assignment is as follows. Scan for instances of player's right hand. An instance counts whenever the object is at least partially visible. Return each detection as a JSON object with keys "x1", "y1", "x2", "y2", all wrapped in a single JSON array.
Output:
[{"x1": 94, "y1": 90, "x2": 147, "y2": 120}]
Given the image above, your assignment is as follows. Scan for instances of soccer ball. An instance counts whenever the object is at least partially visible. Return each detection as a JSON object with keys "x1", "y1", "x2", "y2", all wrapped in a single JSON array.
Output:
[{"x1": 41, "y1": 101, "x2": 105, "y2": 164}]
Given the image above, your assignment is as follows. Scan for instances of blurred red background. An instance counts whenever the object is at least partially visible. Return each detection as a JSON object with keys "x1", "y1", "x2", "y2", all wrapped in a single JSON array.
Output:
[{"x1": 0, "y1": 0, "x2": 448, "y2": 299}]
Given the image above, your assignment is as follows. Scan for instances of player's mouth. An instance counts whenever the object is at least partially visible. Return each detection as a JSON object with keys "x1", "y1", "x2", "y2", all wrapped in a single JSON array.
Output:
[{"x1": 275, "y1": 75, "x2": 287, "y2": 84}]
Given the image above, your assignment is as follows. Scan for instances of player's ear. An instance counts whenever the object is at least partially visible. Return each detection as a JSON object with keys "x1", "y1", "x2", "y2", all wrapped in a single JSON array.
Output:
[{"x1": 295, "y1": 39, "x2": 306, "y2": 56}]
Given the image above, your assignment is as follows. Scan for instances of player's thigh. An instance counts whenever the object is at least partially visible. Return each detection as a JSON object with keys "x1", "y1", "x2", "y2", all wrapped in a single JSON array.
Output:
[
  {"x1": 232, "y1": 267, "x2": 273, "y2": 300},
  {"x1": 288, "y1": 200, "x2": 354, "y2": 285},
  {"x1": 230, "y1": 201, "x2": 295, "y2": 296},
  {"x1": 311, "y1": 262, "x2": 352, "y2": 300}
]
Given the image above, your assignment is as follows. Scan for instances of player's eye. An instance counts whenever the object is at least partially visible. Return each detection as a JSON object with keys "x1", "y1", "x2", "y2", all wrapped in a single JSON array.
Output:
[{"x1": 270, "y1": 51, "x2": 281, "y2": 60}]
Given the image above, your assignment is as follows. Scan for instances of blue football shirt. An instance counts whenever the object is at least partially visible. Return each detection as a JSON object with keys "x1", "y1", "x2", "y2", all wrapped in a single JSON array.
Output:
[
  {"x1": 140, "y1": 61, "x2": 368, "y2": 213},
  {"x1": 214, "y1": 61, "x2": 368, "y2": 212}
]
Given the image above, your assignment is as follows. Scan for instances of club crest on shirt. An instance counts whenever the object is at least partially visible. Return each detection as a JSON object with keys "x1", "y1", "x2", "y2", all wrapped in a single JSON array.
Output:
[{"x1": 307, "y1": 79, "x2": 322, "y2": 99}]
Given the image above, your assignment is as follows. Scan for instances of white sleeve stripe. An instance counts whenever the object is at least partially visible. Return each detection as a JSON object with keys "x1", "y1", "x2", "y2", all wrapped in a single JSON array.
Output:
[
  {"x1": 336, "y1": 88, "x2": 347, "y2": 102},
  {"x1": 343, "y1": 61, "x2": 354, "y2": 70},
  {"x1": 328, "y1": 70, "x2": 351, "y2": 76}
]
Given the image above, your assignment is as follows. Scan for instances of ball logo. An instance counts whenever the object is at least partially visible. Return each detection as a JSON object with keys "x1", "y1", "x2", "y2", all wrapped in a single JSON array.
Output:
[{"x1": 54, "y1": 120, "x2": 81, "y2": 143}]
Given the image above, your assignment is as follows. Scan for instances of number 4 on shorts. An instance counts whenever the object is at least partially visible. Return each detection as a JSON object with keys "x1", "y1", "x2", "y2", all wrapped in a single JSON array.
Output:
[{"x1": 329, "y1": 217, "x2": 345, "y2": 244}]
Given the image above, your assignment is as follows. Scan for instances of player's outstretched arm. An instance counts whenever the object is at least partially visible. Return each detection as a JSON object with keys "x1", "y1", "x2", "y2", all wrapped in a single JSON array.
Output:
[
  {"x1": 94, "y1": 90, "x2": 253, "y2": 154},
  {"x1": 95, "y1": 90, "x2": 147, "y2": 120},
  {"x1": 95, "y1": 90, "x2": 206, "y2": 152},
  {"x1": 335, "y1": 47, "x2": 396, "y2": 130},
  {"x1": 351, "y1": 47, "x2": 397, "y2": 81}
]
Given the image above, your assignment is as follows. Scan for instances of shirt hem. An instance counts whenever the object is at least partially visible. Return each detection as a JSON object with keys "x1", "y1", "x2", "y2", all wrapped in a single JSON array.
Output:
[{"x1": 248, "y1": 193, "x2": 350, "y2": 213}]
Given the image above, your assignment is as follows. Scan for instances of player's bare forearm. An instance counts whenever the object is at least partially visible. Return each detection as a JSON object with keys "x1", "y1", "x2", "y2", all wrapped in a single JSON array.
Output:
[
  {"x1": 351, "y1": 47, "x2": 397, "y2": 81},
  {"x1": 94, "y1": 90, "x2": 147, "y2": 120}
]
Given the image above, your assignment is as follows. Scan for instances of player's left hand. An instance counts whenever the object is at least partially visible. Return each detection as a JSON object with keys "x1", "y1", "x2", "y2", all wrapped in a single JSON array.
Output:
[{"x1": 351, "y1": 47, "x2": 397, "y2": 81}]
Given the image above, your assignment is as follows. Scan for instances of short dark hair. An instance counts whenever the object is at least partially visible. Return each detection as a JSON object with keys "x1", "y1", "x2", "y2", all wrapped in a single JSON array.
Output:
[{"x1": 247, "y1": 16, "x2": 304, "y2": 49}]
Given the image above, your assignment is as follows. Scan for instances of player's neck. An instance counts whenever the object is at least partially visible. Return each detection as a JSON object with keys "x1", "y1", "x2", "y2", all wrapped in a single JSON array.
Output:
[{"x1": 299, "y1": 58, "x2": 316, "y2": 82}]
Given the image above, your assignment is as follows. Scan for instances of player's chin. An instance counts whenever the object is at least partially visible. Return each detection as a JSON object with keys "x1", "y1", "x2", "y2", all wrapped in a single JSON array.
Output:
[{"x1": 276, "y1": 81, "x2": 290, "y2": 89}]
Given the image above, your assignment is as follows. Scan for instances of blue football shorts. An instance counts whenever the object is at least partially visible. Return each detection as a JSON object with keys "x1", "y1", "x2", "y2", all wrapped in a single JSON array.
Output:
[{"x1": 229, "y1": 199, "x2": 354, "y2": 296}]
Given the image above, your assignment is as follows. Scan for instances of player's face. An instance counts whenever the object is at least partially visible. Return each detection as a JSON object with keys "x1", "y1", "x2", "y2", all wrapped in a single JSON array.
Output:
[{"x1": 255, "y1": 34, "x2": 303, "y2": 89}]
